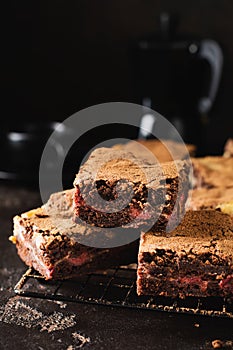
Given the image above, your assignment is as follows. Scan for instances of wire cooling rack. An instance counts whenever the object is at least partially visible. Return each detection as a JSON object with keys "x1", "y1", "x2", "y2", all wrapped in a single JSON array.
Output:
[{"x1": 14, "y1": 267, "x2": 233, "y2": 318}]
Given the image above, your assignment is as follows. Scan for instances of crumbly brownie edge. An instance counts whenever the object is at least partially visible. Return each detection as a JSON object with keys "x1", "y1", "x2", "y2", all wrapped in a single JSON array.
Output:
[
  {"x1": 137, "y1": 237, "x2": 233, "y2": 299},
  {"x1": 13, "y1": 215, "x2": 98, "y2": 279},
  {"x1": 73, "y1": 175, "x2": 188, "y2": 230},
  {"x1": 13, "y1": 214, "x2": 139, "y2": 280},
  {"x1": 73, "y1": 180, "x2": 151, "y2": 228}
]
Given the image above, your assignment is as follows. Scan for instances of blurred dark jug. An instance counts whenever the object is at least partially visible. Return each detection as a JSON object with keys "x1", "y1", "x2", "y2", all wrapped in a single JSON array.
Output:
[{"x1": 132, "y1": 13, "x2": 223, "y2": 154}]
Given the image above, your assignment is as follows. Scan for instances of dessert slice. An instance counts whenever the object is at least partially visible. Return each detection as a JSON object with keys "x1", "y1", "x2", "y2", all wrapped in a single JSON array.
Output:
[
  {"x1": 137, "y1": 210, "x2": 233, "y2": 299},
  {"x1": 73, "y1": 147, "x2": 190, "y2": 231},
  {"x1": 11, "y1": 189, "x2": 138, "y2": 280},
  {"x1": 191, "y1": 156, "x2": 233, "y2": 189},
  {"x1": 189, "y1": 187, "x2": 233, "y2": 211}
]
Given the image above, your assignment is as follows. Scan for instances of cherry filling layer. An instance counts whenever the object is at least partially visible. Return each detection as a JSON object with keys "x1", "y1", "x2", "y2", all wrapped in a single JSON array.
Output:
[
  {"x1": 219, "y1": 274, "x2": 233, "y2": 294},
  {"x1": 179, "y1": 276, "x2": 208, "y2": 292},
  {"x1": 73, "y1": 178, "x2": 181, "y2": 229},
  {"x1": 47, "y1": 252, "x2": 92, "y2": 279}
]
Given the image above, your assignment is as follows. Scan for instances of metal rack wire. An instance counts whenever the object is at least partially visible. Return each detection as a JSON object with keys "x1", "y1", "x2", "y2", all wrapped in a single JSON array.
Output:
[{"x1": 14, "y1": 267, "x2": 233, "y2": 318}]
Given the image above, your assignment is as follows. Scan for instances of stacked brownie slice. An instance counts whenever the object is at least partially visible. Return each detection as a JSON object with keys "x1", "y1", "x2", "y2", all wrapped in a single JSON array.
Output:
[
  {"x1": 11, "y1": 189, "x2": 138, "y2": 279},
  {"x1": 73, "y1": 147, "x2": 190, "y2": 232},
  {"x1": 137, "y1": 155, "x2": 233, "y2": 300},
  {"x1": 137, "y1": 210, "x2": 233, "y2": 299}
]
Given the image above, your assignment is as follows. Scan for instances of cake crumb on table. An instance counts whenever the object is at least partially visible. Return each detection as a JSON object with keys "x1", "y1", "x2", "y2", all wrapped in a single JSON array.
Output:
[{"x1": 212, "y1": 340, "x2": 224, "y2": 348}]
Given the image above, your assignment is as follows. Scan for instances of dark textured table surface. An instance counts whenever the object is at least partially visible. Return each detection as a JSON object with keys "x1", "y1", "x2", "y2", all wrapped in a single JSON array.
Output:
[{"x1": 0, "y1": 183, "x2": 233, "y2": 350}]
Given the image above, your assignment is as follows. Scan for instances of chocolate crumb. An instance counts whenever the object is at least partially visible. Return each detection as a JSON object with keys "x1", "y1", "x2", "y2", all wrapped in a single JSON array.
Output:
[{"x1": 212, "y1": 340, "x2": 224, "y2": 349}]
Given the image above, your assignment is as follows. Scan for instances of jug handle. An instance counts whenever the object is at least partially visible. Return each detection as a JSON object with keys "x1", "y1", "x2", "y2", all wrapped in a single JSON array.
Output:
[{"x1": 197, "y1": 39, "x2": 223, "y2": 115}]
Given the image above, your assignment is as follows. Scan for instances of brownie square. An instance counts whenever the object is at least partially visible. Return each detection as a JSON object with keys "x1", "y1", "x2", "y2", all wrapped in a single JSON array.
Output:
[
  {"x1": 73, "y1": 147, "x2": 190, "y2": 232},
  {"x1": 11, "y1": 189, "x2": 138, "y2": 280},
  {"x1": 189, "y1": 187, "x2": 233, "y2": 211},
  {"x1": 137, "y1": 210, "x2": 233, "y2": 300},
  {"x1": 192, "y1": 156, "x2": 233, "y2": 189}
]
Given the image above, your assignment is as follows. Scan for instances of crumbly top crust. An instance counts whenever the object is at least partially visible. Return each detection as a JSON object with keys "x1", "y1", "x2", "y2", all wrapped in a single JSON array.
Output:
[
  {"x1": 13, "y1": 189, "x2": 113, "y2": 245},
  {"x1": 74, "y1": 147, "x2": 190, "y2": 187},
  {"x1": 146, "y1": 210, "x2": 233, "y2": 239},
  {"x1": 140, "y1": 231, "x2": 233, "y2": 258}
]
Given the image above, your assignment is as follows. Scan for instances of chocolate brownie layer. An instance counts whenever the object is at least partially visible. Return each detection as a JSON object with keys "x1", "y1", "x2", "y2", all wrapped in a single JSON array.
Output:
[
  {"x1": 137, "y1": 210, "x2": 233, "y2": 299},
  {"x1": 73, "y1": 147, "x2": 190, "y2": 231},
  {"x1": 11, "y1": 189, "x2": 138, "y2": 280}
]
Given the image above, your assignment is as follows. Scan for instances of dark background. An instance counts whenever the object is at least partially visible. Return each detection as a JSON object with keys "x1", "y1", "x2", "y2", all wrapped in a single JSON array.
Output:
[{"x1": 2, "y1": 0, "x2": 233, "y2": 154}]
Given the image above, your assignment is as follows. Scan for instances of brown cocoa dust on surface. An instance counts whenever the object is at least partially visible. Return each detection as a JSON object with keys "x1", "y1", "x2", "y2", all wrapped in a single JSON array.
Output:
[
  {"x1": 0, "y1": 296, "x2": 91, "y2": 349},
  {"x1": 0, "y1": 297, "x2": 76, "y2": 332}
]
